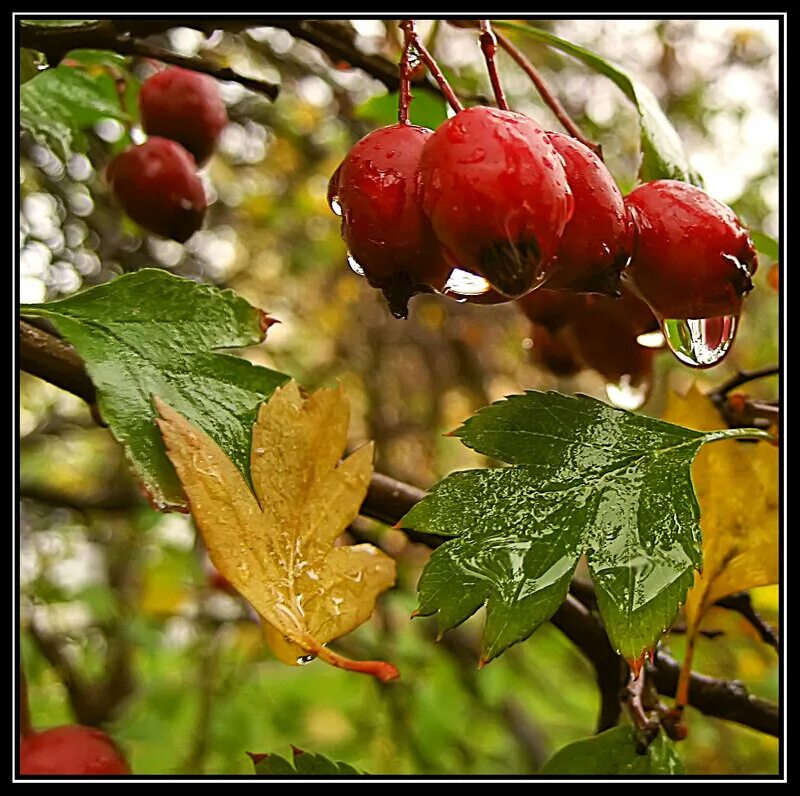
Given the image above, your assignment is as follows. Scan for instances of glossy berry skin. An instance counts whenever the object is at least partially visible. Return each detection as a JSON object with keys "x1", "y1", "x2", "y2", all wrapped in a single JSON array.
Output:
[
  {"x1": 623, "y1": 180, "x2": 757, "y2": 320},
  {"x1": 544, "y1": 132, "x2": 634, "y2": 295},
  {"x1": 419, "y1": 106, "x2": 573, "y2": 298},
  {"x1": 107, "y1": 137, "x2": 206, "y2": 243},
  {"x1": 140, "y1": 67, "x2": 227, "y2": 166},
  {"x1": 330, "y1": 123, "x2": 450, "y2": 318},
  {"x1": 20, "y1": 725, "x2": 130, "y2": 775}
]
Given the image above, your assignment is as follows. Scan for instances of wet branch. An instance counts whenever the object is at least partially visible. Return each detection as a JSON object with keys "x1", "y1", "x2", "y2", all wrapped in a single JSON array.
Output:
[{"x1": 17, "y1": 319, "x2": 779, "y2": 738}]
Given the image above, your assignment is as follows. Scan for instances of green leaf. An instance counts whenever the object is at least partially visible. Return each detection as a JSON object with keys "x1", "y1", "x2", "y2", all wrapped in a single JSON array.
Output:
[
  {"x1": 21, "y1": 269, "x2": 289, "y2": 511},
  {"x1": 253, "y1": 749, "x2": 362, "y2": 776},
  {"x1": 64, "y1": 49, "x2": 130, "y2": 70},
  {"x1": 493, "y1": 20, "x2": 703, "y2": 186},
  {"x1": 355, "y1": 90, "x2": 449, "y2": 130},
  {"x1": 539, "y1": 725, "x2": 684, "y2": 775},
  {"x1": 402, "y1": 391, "x2": 769, "y2": 662},
  {"x1": 750, "y1": 230, "x2": 778, "y2": 262},
  {"x1": 20, "y1": 64, "x2": 128, "y2": 159}
]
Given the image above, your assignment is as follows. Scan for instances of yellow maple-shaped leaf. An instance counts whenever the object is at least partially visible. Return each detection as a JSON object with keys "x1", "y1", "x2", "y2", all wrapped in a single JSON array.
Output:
[
  {"x1": 155, "y1": 381, "x2": 399, "y2": 681},
  {"x1": 661, "y1": 383, "x2": 778, "y2": 708}
]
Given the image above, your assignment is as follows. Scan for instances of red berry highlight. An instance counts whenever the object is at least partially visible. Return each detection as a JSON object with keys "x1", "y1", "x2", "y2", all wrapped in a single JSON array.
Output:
[
  {"x1": 544, "y1": 132, "x2": 634, "y2": 295},
  {"x1": 140, "y1": 67, "x2": 227, "y2": 166},
  {"x1": 330, "y1": 123, "x2": 450, "y2": 318},
  {"x1": 623, "y1": 180, "x2": 757, "y2": 320},
  {"x1": 20, "y1": 725, "x2": 130, "y2": 775},
  {"x1": 107, "y1": 137, "x2": 207, "y2": 243},
  {"x1": 419, "y1": 106, "x2": 573, "y2": 298}
]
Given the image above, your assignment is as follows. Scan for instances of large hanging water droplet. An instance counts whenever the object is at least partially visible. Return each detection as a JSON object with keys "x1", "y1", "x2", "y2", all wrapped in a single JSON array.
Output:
[
  {"x1": 329, "y1": 197, "x2": 342, "y2": 217},
  {"x1": 660, "y1": 315, "x2": 738, "y2": 368},
  {"x1": 296, "y1": 654, "x2": 316, "y2": 666},
  {"x1": 346, "y1": 253, "x2": 365, "y2": 277},
  {"x1": 443, "y1": 268, "x2": 491, "y2": 298},
  {"x1": 606, "y1": 375, "x2": 648, "y2": 410}
]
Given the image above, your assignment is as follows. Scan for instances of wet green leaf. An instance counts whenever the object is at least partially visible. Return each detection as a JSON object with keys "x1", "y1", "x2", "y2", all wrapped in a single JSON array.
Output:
[
  {"x1": 402, "y1": 391, "x2": 769, "y2": 662},
  {"x1": 493, "y1": 21, "x2": 703, "y2": 186},
  {"x1": 20, "y1": 64, "x2": 128, "y2": 159},
  {"x1": 21, "y1": 269, "x2": 289, "y2": 511},
  {"x1": 253, "y1": 749, "x2": 362, "y2": 775},
  {"x1": 355, "y1": 90, "x2": 449, "y2": 130},
  {"x1": 539, "y1": 725, "x2": 684, "y2": 775}
]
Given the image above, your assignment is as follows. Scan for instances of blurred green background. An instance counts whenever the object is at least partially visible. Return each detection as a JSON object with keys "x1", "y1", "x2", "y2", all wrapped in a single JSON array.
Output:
[{"x1": 19, "y1": 18, "x2": 779, "y2": 775}]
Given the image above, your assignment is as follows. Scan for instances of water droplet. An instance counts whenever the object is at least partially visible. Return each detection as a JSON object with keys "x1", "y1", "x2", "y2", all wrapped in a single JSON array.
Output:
[
  {"x1": 255, "y1": 447, "x2": 265, "y2": 455},
  {"x1": 346, "y1": 253, "x2": 365, "y2": 277},
  {"x1": 329, "y1": 197, "x2": 342, "y2": 217},
  {"x1": 296, "y1": 654, "x2": 316, "y2": 665},
  {"x1": 443, "y1": 268, "x2": 491, "y2": 297},
  {"x1": 636, "y1": 330, "x2": 665, "y2": 349},
  {"x1": 660, "y1": 315, "x2": 738, "y2": 368},
  {"x1": 606, "y1": 375, "x2": 648, "y2": 410}
]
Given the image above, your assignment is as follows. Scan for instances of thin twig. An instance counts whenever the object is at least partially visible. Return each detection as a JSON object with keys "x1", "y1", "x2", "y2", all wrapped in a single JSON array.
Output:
[
  {"x1": 406, "y1": 26, "x2": 463, "y2": 113},
  {"x1": 478, "y1": 21, "x2": 508, "y2": 110},
  {"x1": 397, "y1": 20, "x2": 415, "y2": 125},
  {"x1": 716, "y1": 592, "x2": 779, "y2": 649},
  {"x1": 492, "y1": 28, "x2": 602, "y2": 158}
]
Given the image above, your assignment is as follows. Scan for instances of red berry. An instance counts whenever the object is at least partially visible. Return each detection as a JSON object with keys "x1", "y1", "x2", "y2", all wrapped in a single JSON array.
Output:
[
  {"x1": 107, "y1": 137, "x2": 206, "y2": 243},
  {"x1": 528, "y1": 324, "x2": 581, "y2": 376},
  {"x1": 544, "y1": 132, "x2": 633, "y2": 295},
  {"x1": 516, "y1": 289, "x2": 587, "y2": 331},
  {"x1": 419, "y1": 106, "x2": 573, "y2": 298},
  {"x1": 623, "y1": 180, "x2": 757, "y2": 320},
  {"x1": 139, "y1": 67, "x2": 227, "y2": 166},
  {"x1": 20, "y1": 725, "x2": 130, "y2": 775},
  {"x1": 330, "y1": 123, "x2": 450, "y2": 318}
]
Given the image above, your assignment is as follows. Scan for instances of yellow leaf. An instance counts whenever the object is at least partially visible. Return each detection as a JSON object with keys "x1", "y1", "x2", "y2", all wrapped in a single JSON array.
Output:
[
  {"x1": 155, "y1": 381, "x2": 399, "y2": 681},
  {"x1": 662, "y1": 384, "x2": 778, "y2": 624},
  {"x1": 661, "y1": 384, "x2": 778, "y2": 711}
]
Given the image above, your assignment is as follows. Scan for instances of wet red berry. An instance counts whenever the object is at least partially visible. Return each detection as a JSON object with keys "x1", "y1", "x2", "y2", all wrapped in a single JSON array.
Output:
[
  {"x1": 623, "y1": 180, "x2": 757, "y2": 320},
  {"x1": 140, "y1": 67, "x2": 227, "y2": 166},
  {"x1": 329, "y1": 123, "x2": 450, "y2": 318},
  {"x1": 419, "y1": 106, "x2": 573, "y2": 298},
  {"x1": 107, "y1": 137, "x2": 206, "y2": 243},
  {"x1": 20, "y1": 725, "x2": 130, "y2": 775},
  {"x1": 544, "y1": 132, "x2": 633, "y2": 295}
]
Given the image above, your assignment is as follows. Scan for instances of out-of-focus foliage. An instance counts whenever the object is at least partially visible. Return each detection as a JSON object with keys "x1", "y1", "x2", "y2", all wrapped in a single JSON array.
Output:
[{"x1": 19, "y1": 18, "x2": 779, "y2": 776}]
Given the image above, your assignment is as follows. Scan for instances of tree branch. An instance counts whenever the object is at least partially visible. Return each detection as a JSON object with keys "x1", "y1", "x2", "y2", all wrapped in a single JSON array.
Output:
[
  {"x1": 17, "y1": 319, "x2": 780, "y2": 737},
  {"x1": 18, "y1": 20, "x2": 279, "y2": 100}
]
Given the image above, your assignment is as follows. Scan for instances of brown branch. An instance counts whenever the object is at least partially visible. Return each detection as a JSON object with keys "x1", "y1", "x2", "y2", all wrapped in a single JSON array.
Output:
[
  {"x1": 18, "y1": 319, "x2": 779, "y2": 737},
  {"x1": 18, "y1": 20, "x2": 279, "y2": 100},
  {"x1": 715, "y1": 592, "x2": 779, "y2": 650}
]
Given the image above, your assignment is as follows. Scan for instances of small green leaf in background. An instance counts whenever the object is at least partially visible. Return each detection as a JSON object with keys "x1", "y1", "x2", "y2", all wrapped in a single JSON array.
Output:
[
  {"x1": 21, "y1": 269, "x2": 289, "y2": 512},
  {"x1": 251, "y1": 748, "x2": 362, "y2": 776},
  {"x1": 750, "y1": 230, "x2": 779, "y2": 263},
  {"x1": 402, "y1": 391, "x2": 771, "y2": 663},
  {"x1": 355, "y1": 90, "x2": 449, "y2": 130},
  {"x1": 539, "y1": 725, "x2": 684, "y2": 775},
  {"x1": 20, "y1": 63, "x2": 129, "y2": 159},
  {"x1": 493, "y1": 21, "x2": 703, "y2": 186}
]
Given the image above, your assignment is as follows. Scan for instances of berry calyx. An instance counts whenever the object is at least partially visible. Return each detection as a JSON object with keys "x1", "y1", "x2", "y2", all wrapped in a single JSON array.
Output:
[
  {"x1": 20, "y1": 725, "x2": 130, "y2": 775},
  {"x1": 107, "y1": 137, "x2": 207, "y2": 243},
  {"x1": 419, "y1": 106, "x2": 573, "y2": 298},
  {"x1": 329, "y1": 123, "x2": 450, "y2": 318},
  {"x1": 623, "y1": 180, "x2": 757, "y2": 320},
  {"x1": 544, "y1": 132, "x2": 634, "y2": 295},
  {"x1": 139, "y1": 67, "x2": 228, "y2": 166}
]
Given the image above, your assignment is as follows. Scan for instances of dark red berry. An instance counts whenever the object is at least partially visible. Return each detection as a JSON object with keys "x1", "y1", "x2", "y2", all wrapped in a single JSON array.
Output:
[
  {"x1": 419, "y1": 106, "x2": 573, "y2": 298},
  {"x1": 330, "y1": 123, "x2": 450, "y2": 318},
  {"x1": 107, "y1": 137, "x2": 206, "y2": 243},
  {"x1": 20, "y1": 725, "x2": 130, "y2": 775},
  {"x1": 516, "y1": 289, "x2": 587, "y2": 331},
  {"x1": 528, "y1": 324, "x2": 581, "y2": 376},
  {"x1": 623, "y1": 180, "x2": 757, "y2": 320},
  {"x1": 544, "y1": 132, "x2": 633, "y2": 295},
  {"x1": 139, "y1": 67, "x2": 227, "y2": 166}
]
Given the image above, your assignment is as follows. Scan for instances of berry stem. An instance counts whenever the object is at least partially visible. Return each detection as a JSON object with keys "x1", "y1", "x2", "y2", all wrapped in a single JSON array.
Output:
[
  {"x1": 397, "y1": 20, "x2": 415, "y2": 124},
  {"x1": 493, "y1": 28, "x2": 602, "y2": 158},
  {"x1": 478, "y1": 21, "x2": 509, "y2": 110},
  {"x1": 405, "y1": 26, "x2": 464, "y2": 114}
]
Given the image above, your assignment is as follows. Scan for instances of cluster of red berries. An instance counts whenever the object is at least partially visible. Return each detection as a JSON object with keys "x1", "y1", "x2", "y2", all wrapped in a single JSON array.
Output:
[
  {"x1": 107, "y1": 67, "x2": 228, "y2": 242},
  {"x1": 328, "y1": 105, "x2": 758, "y2": 370}
]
